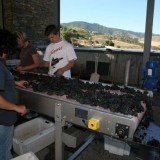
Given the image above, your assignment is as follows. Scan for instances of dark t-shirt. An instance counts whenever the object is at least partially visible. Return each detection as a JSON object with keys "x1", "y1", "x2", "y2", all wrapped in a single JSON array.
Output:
[
  {"x1": 0, "y1": 62, "x2": 17, "y2": 126},
  {"x1": 20, "y1": 42, "x2": 37, "y2": 67}
]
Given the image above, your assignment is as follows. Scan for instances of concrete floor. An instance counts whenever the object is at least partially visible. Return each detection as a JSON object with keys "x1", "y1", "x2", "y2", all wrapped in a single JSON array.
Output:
[{"x1": 34, "y1": 136, "x2": 159, "y2": 160}]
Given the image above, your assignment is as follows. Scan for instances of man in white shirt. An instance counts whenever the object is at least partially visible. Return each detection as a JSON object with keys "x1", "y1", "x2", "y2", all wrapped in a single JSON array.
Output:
[{"x1": 43, "y1": 24, "x2": 77, "y2": 78}]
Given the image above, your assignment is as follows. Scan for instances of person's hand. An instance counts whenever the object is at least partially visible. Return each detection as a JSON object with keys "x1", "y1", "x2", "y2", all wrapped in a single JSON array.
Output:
[
  {"x1": 15, "y1": 80, "x2": 29, "y2": 88},
  {"x1": 16, "y1": 105, "x2": 27, "y2": 116},
  {"x1": 55, "y1": 68, "x2": 65, "y2": 76},
  {"x1": 15, "y1": 65, "x2": 24, "y2": 71}
]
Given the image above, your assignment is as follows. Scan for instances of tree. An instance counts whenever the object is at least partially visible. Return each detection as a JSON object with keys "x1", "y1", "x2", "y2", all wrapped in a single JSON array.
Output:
[{"x1": 105, "y1": 40, "x2": 114, "y2": 46}]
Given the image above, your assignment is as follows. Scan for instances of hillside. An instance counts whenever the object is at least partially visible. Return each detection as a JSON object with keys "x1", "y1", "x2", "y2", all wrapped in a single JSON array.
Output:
[
  {"x1": 62, "y1": 21, "x2": 160, "y2": 38},
  {"x1": 61, "y1": 21, "x2": 160, "y2": 49}
]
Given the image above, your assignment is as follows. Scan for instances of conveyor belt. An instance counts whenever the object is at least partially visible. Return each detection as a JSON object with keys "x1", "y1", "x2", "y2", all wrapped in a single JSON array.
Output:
[{"x1": 13, "y1": 71, "x2": 151, "y2": 140}]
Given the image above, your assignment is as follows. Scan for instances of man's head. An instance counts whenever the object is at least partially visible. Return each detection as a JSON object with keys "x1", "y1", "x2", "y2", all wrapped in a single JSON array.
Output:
[
  {"x1": 45, "y1": 24, "x2": 60, "y2": 43},
  {"x1": 0, "y1": 29, "x2": 17, "y2": 57}
]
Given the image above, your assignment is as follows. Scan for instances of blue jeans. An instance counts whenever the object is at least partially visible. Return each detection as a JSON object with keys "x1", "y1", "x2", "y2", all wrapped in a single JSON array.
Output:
[{"x1": 0, "y1": 125, "x2": 14, "y2": 160}]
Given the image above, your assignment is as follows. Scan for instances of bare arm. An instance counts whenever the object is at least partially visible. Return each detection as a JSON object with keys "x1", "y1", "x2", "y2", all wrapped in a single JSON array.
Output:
[
  {"x1": 0, "y1": 96, "x2": 26, "y2": 115},
  {"x1": 43, "y1": 60, "x2": 50, "y2": 68},
  {"x1": 56, "y1": 59, "x2": 75, "y2": 76},
  {"x1": 15, "y1": 80, "x2": 29, "y2": 88},
  {"x1": 0, "y1": 80, "x2": 28, "y2": 115},
  {"x1": 16, "y1": 54, "x2": 39, "y2": 71}
]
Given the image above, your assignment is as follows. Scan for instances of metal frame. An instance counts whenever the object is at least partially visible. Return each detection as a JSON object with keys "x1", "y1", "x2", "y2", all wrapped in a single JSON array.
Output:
[
  {"x1": 55, "y1": 103, "x2": 65, "y2": 160},
  {"x1": 16, "y1": 88, "x2": 145, "y2": 140},
  {"x1": 15, "y1": 86, "x2": 147, "y2": 160}
]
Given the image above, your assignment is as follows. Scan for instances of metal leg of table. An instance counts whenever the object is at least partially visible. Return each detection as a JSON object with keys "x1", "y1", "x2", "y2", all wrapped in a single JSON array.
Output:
[
  {"x1": 55, "y1": 103, "x2": 65, "y2": 160},
  {"x1": 67, "y1": 133, "x2": 96, "y2": 160}
]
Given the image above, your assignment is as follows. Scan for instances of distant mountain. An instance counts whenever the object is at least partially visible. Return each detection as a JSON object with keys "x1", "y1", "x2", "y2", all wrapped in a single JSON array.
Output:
[{"x1": 61, "y1": 21, "x2": 159, "y2": 38}]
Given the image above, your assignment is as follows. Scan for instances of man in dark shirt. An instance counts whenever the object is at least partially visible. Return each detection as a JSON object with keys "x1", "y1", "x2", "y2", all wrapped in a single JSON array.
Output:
[{"x1": 0, "y1": 29, "x2": 27, "y2": 160}]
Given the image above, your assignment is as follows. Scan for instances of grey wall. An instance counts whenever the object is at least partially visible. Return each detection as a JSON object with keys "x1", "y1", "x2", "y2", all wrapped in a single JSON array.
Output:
[{"x1": 2, "y1": 0, "x2": 57, "y2": 46}]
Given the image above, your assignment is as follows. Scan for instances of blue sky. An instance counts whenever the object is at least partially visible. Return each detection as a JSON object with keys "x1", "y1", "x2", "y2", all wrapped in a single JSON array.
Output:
[{"x1": 60, "y1": 0, "x2": 160, "y2": 34}]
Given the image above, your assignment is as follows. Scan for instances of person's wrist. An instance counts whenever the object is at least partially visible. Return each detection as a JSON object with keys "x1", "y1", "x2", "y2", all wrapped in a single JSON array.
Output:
[
  {"x1": 12, "y1": 104, "x2": 19, "y2": 113},
  {"x1": 21, "y1": 66, "x2": 25, "y2": 70},
  {"x1": 61, "y1": 67, "x2": 65, "y2": 73}
]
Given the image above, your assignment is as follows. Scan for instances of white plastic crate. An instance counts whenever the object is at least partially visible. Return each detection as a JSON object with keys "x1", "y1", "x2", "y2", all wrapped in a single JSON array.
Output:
[
  {"x1": 104, "y1": 135, "x2": 130, "y2": 156},
  {"x1": 11, "y1": 152, "x2": 39, "y2": 160},
  {"x1": 13, "y1": 117, "x2": 55, "y2": 155},
  {"x1": 6, "y1": 59, "x2": 20, "y2": 66}
]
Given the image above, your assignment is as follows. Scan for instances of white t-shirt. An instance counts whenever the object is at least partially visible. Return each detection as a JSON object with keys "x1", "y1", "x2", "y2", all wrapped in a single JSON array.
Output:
[{"x1": 43, "y1": 41, "x2": 77, "y2": 78}]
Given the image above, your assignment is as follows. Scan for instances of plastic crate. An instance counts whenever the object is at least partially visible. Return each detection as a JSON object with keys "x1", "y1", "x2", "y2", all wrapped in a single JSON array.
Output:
[
  {"x1": 13, "y1": 117, "x2": 55, "y2": 155},
  {"x1": 11, "y1": 152, "x2": 39, "y2": 160},
  {"x1": 104, "y1": 135, "x2": 130, "y2": 156},
  {"x1": 6, "y1": 59, "x2": 20, "y2": 66}
]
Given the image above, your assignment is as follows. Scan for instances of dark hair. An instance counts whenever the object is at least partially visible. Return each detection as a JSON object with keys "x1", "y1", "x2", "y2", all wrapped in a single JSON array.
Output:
[
  {"x1": 45, "y1": 24, "x2": 59, "y2": 36},
  {"x1": 0, "y1": 29, "x2": 17, "y2": 56}
]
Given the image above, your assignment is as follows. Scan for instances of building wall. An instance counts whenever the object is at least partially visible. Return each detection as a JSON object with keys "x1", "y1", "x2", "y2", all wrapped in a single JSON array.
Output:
[
  {"x1": 0, "y1": 0, "x2": 4, "y2": 28},
  {"x1": 71, "y1": 51, "x2": 160, "y2": 86},
  {"x1": 2, "y1": 0, "x2": 56, "y2": 46},
  {"x1": 2, "y1": 0, "x2": 13, "y2": 31}
]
